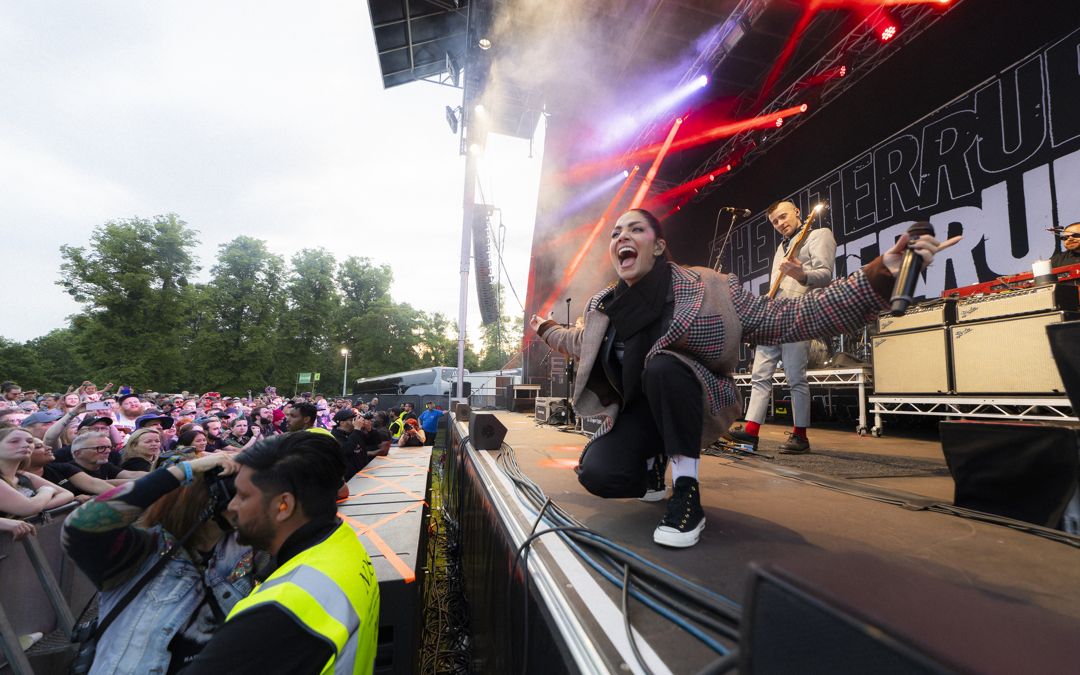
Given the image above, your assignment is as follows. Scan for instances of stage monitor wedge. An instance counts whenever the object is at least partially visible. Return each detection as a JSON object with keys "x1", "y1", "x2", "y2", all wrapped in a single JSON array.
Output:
[{"x1": 469, "y1": 412, "x2": 507, "y2": 450}]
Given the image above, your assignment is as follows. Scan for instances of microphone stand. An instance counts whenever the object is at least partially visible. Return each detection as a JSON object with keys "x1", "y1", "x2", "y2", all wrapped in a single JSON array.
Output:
[
  {"x1": 564, "y1": 297, "x2": 576, "y2": 425},
  {"x1": 711, "y1": 210, "x2": 740, "y2": 271}
]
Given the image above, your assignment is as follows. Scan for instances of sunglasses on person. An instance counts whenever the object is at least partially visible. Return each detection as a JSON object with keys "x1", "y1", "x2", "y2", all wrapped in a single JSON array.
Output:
[{"x1": 1061, "y1": 233, "x2": 1080, "y2": 240}]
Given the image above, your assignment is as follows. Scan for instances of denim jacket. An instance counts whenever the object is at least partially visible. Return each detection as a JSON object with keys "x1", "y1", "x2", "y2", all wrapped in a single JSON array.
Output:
[{"x1": 89, "y1": 528, "x2": 258, "y2": 675}]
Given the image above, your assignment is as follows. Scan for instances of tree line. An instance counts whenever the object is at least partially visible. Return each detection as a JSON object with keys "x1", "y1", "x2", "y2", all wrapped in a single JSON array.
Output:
[{"x1": 1, "y1": 214, "x2": 522, "y2": 394}]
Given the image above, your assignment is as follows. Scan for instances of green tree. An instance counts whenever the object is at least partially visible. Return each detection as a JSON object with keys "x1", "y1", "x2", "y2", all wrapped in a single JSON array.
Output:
[
  {"x1": 58, "y1": 214, "x2": 199, "y2": 390},
  {"x1": 275, "y1": 248, "x2": 341, "y2": 390},
  {"x1": 25, "y1": 328, "x2": 86, "y2": 391},
  {"x1": 478, "y1": 314, "x2": 523, "y2": 371},
  {"x1": 195, "y1": 237, "x2": 286, "y2": 391}
]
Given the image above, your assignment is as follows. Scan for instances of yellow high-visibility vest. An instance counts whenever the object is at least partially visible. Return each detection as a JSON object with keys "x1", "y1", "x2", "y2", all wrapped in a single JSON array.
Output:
[{"x1": 227, "y1": 520, "x2": 379, "y2": 674}]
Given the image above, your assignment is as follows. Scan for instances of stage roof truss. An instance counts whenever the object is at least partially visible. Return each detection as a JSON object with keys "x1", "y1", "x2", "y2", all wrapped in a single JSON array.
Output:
[
  {"x1": 367, "y1": 0, "x2": 470, "y2": 89},
  {"x1": 687, "y1": 0, "x2": 964, "y2": 201}
]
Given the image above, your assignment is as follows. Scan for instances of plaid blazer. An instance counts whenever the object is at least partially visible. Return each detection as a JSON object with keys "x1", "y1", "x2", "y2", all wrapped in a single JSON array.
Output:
[{"x1": 540, "y1": 261, "x2": 890, "y2": 448}]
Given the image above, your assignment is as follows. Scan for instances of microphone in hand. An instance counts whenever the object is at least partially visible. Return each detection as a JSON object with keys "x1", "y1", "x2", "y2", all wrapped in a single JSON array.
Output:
[{"x1": 889, "y1": 221, "x2": 935, "y2": 316}]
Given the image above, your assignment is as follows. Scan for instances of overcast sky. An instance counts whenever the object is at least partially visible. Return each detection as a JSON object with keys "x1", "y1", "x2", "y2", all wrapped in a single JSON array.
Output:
[{"x1": 0, "y1": 1, "x2": 541, "y2": 346}]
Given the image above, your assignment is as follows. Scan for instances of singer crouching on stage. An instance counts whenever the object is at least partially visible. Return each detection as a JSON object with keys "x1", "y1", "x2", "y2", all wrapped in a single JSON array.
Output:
[{"x1": 529, "y1": 208, "x2": 959, "y2": 548}]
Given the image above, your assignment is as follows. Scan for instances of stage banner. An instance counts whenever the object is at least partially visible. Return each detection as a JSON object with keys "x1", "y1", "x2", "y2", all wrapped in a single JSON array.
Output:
[{"x1": 721, "y1": 26, "x2": 1080, "y2": 298}]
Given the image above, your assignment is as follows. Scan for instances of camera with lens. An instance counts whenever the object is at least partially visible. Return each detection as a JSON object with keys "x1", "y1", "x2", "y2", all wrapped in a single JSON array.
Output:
[{"x1": 204, "y1": 466, "x2": 237, "y2": 525}]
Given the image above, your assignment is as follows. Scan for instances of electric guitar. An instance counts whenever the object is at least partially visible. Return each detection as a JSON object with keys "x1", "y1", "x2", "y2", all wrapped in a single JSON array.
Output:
[{"x1": 766, "y1": 203, "x2": 827, "y2": 299}]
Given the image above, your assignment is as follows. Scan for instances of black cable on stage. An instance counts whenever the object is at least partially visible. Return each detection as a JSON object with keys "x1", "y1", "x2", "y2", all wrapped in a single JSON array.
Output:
[
  {"x1": 508, "y1": 525, "x2": 598, "y2": 675},
  {"x1": 695, "y1": 650, "x2": 740, "y2": 675},
  {"x1": 622, "y1": 563, "x2": 655, "y2": 675},
  {"x1": 490, "y1": 440, "x2": 742, "y2": 662}
]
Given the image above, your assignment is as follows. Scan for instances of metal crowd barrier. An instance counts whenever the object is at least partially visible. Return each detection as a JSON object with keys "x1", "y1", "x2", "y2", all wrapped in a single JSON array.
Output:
[{"x1": 1, "y1": 503, "x2": 94, "y2": 675}]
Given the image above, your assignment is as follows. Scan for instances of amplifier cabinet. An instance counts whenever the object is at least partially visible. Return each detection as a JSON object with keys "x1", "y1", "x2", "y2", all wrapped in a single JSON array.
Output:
[
  {"x1": 872, "y1": 328, "x2": 951, "y2": 394},
  {"x1": 956, "y1": 284, "x2": 1079, "y2": 323},
  {"x1": 877, "y1": 299, "x2": 956, "y2": 334},
  {"x1": 950, "y1": 311, "x2": 1076, "y2": 394},
  {"x1": 533, "y1": 397, "x2": 565, "y2": 423}
]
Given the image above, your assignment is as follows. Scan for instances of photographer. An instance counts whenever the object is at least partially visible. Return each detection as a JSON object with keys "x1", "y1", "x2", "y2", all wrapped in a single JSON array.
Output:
[
  {"x1": 62, "y1": 451, "x2": 264, "y2": 675},
  {"x1": 182, "y1": 431, "x2": 379, "y2": 674},
  {"x1": 397, "y1": 418, "x2": 425, "y2": 447}
]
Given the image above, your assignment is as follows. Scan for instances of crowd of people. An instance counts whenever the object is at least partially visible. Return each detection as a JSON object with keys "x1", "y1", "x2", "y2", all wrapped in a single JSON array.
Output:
[
  {"x1": 1, "y1": 378, "x2": 446, "y2": 673},
  {"x1": 1, "y1": 381, "x2": 447, "y2": 520}
]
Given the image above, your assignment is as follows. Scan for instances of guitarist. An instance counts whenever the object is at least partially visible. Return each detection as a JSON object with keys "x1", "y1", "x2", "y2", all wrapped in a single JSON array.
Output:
[{"x1": 733, "y1": 200, "x2": 836, "y2": 454}]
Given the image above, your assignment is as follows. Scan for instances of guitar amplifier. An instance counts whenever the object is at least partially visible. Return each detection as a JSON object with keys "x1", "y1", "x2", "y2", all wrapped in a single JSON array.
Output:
[
  {"x1": 956, "y1": 284, "x2": 1079, "y2": 323},
  {"x1": 877, "y1": 299, "x2": 956, "y2": 334},
  {"x1": 872, "y1": 328, "x2": 951, "y2": 394},
  {"x1": 534, "y1": 397, "x2": 566, "y2": 423},
  {"x1": 951, "y1": 311, "x2": 1076, "y2": 394}
]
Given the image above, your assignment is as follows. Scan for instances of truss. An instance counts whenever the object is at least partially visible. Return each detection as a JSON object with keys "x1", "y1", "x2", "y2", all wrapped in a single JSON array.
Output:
[{"x1": 869, "y1": 396, "x2": 1078, "y2": 422}]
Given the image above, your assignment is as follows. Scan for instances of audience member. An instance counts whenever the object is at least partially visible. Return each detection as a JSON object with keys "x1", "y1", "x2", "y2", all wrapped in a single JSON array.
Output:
[
  {"x1": 0, "y1": 428, "x2": 75, "y2": 517},
  {"x1": 397, "y1": 418, "x2": 425, "y2": 447},
  {"x1": 223, "y1": 417, "x2": 260, "y2": 451},
  {"x1": 63, "y1": 432, "x2": 143, "y2": 482},
  {"x1": 121, "y1": 428, "x2": 163, "y2": 472},
  {"x1": 22, "y1": 437, "x2": 114, "y2": 497},
  {"x1": 286, "y1": 402, "x2": 318, "y2": 432}
]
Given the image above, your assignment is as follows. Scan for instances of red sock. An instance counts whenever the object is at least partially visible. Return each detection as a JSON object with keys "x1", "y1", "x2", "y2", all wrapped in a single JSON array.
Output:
[
  {"x1": 793, "y1": 426, "x2": 808, "y2": 439},
  {"x1": 745, "y1": 421, "x2": 761, "y2": 437}
]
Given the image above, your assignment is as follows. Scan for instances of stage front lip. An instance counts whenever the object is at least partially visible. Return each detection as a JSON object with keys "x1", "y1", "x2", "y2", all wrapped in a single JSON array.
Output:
[{"x1": 447, "y1": 416, "x2": 709, "y2": 675}]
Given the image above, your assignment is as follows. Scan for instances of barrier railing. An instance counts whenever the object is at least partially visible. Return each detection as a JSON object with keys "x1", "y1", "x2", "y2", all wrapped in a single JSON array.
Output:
[{"x1": 1, "y1": 503, "x2": 92, "y2": 675}]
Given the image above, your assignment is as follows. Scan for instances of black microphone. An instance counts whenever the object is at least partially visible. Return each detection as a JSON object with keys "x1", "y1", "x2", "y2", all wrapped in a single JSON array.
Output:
[
  {"x1": 889, "y1": 221, "x2": 935, "y2": 316},
  {"x1": 721, "y1": 207, "x2": 751, "y2": 216}
]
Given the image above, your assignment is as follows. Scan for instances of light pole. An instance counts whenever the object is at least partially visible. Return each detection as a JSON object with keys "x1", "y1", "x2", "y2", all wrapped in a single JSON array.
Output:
[{"x1": 340, "y1": 348, "x2": 350, "y2": 397}]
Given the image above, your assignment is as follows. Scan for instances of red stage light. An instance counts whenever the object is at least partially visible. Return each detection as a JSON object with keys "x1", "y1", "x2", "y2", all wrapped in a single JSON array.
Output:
[
  {"x1": 880, "y1": 24, "x2": 897, "y2": 41},
  {"x1": 838, "y1": 65, "x2": 848, "y2": 77},
  {"x1": 775, "y1": 118, "x2": 783, "y2": 128}
]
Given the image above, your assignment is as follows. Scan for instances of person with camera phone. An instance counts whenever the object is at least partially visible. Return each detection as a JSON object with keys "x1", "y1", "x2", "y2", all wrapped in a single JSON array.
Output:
[
  {"x1": 396, "y1": 417, "x2": 425, "y2": 447},
  {"x1": 63, "y1": 450, "x2": 265, "y2": 675}
]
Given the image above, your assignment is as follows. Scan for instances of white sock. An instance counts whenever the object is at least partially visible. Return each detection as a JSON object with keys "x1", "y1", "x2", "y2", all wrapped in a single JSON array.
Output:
[{"x1": 670, "y1": 455, "x2": 699, "y2": 482}]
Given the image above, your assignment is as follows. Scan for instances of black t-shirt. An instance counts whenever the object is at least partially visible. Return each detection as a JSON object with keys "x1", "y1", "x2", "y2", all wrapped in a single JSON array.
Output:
[
  {"x1": 121, "y1": 457, "x2": 153, "y2": 472},
  {"x1": 362, "y1": 428, "x2": 390, "y2": 454},
  {"x1": 205, "y1": 436, "x2": 228, "y2": 452},
  {"x1": 43, "y1": 463, "x2": 84, "y2": 493},
  {"x1": 63, "y1": 461, "x2": 123, "y2": 480},
  {"x1": 53, "y1": 446, "x2": 123, "y2": 466}
]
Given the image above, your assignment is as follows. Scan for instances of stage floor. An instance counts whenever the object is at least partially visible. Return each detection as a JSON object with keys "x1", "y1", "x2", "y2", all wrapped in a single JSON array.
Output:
[{"x1": 473, "y1": 411, "x2": 1080, "y2": 672}]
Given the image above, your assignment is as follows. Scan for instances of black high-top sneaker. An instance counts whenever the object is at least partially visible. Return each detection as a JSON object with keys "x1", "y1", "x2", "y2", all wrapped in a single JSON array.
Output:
[
  {"x1": 639, "y1": 454, "x2": 668, "y2": 502},
  {"x1": 653, "y1": 476, "x2": 705, "y2": 548}
]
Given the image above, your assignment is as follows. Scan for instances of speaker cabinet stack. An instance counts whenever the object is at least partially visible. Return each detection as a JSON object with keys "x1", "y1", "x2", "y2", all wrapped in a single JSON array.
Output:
[
  {"x1": 950, "y1": 311, "x2": 1075, "y2": 394},
  {"x1": 872, "y1": 286, "x2": 1079, "y2": 395},
  {"x1": 872, "y1": 299, "x2": 954, "y2": 394}
]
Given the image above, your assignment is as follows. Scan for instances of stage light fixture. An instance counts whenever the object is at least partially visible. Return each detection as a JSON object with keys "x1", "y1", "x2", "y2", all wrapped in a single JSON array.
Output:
[
  {"x1": 622, "y1": 169, "x2": 630, "y2": 178},
  {"x1": 694, "y1": 74, "x2": 709, "y2": 89},
  {"x1": 880, "y1": 24, "x2": 897, "y2": 41},
  {"x1": 478, "y1": 38, "x2": 491, "y2": 50},
  {"x1": 475, "y1": 104, "x2": 485, "y2": 114},
  {"x1": 445, "y1": 105, "x2": 461, "y2": 135},
  {"x1": 838, "y1": 65, "x2": 848, "y2": 77},
  {"x1": 775, "y1": 118, "x2": 784, "y2": 128}
]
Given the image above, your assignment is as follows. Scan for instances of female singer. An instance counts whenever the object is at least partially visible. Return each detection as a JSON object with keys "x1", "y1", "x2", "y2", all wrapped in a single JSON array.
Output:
[{"x1": 530, "y1": 208, "x2": 958, "y2": 548}]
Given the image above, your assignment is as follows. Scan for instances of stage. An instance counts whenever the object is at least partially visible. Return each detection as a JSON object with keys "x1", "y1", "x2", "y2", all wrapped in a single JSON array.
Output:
[{"x1": 446, "y1": 411, "x2": 1080, "y2": 674}]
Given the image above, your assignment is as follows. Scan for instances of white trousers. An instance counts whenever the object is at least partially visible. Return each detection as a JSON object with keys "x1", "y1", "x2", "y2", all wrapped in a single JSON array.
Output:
[{"x1": 745, "y1": 341, "x2": 811, "y2": 428}]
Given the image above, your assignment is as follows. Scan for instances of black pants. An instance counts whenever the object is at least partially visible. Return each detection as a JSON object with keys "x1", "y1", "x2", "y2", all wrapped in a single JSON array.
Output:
[{"x1": 577, "y1": 354, "x2": 703, "y2": 499}]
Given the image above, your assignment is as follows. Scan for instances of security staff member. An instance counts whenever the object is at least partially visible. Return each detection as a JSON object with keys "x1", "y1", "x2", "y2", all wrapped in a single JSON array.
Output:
[{"x1": 184, "y1": 431, "x2": 379, "y2": 674}]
